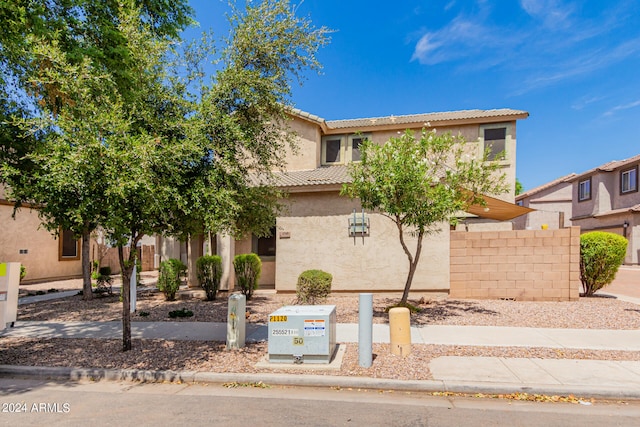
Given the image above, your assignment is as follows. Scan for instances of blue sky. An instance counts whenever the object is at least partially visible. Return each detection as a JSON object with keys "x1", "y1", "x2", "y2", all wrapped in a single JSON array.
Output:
[{"x1": 184, "y1": 0, "x2": 640, "y2": 191}]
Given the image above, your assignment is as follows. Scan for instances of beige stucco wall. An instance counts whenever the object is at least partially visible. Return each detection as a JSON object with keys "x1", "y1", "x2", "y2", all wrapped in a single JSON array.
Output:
[
  {"x1": 0, "y1": 203, "x2": 82, "y2": 282},
  {"x1": 515, "y1": 182, "x2": 573, "y2": 230},
  {"x1": 274, "y1": 191, "x2": 450, "y2": 293},
  {"x1": 281, "y1": 116, "x2": 321, "y2": 171}
]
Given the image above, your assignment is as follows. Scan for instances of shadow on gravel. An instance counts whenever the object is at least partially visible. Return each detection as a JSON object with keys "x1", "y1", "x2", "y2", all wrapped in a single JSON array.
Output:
[
  {"x1": 370, "y1": 299, "x2": 500, "y2": 325},
  {"x1": 412, "y1": 300, "x2": 500, "y2": 325}
]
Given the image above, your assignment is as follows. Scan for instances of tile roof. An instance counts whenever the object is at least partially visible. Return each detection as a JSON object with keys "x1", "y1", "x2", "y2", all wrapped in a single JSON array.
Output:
[
  {"x1": 325, "y1": 109, "x2": 528, "y2": 129},
  {"x1": 516, "y1": 173, "x2": 577, "y2": 200},
  {"x1": 571, "y1": 153, "x2": 640, "y2": 181},
  {"x1": 273, "y1": 165, "x2": 352, "y2": 188},
  {"x1": 593, "y1": 204, "x2": 640, "y2": 218},
  {"x1": 287, "y1": 107, "x2": 529, "y2": 131}
]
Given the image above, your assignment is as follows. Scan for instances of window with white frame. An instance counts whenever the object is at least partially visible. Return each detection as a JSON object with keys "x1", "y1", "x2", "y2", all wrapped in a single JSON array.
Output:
[
  {"x1": 321, "y1": 134, "x2": 369, "y2": 165},
  {"x1": 480, "y1": 124, "x2": 508, "y2": 161},
  {"x1": 578, "y1": 178, "x2": 591, "y2": 202},
  {"x1": 621, "y1": 166, "x2": 638, "y2": 194}
]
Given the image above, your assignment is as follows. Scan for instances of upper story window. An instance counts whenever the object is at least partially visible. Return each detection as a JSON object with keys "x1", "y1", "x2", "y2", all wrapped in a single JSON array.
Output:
[
  {"x1": 59, "y1": 228, "x2": 80, "y2": 261},
  {"x1": 322, "y1": 134, "x2": 369, "y2": 165},
  {"x1": 621, "y1": 166, "x2": 638, "y2": 194},
  {"x1": 480, "y1": 124, "x2": 509, "y2": 161},
  {"x1": 578, "y1": 178, "x2": 592, "y2": 202}
]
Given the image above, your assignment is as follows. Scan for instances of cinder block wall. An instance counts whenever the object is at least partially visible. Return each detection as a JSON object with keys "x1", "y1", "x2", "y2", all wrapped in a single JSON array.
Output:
[{"x1": 450, "y1": 227, "x2": 580, "y2": 301}]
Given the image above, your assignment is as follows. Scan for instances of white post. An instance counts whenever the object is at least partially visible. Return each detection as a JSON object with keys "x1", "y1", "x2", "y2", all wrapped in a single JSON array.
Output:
[
  {"x1": 130, "y1": 263, "x2": 137, "y2": 313},
  {"x1": 358, "y1": 293, "x2": 373, "y2": 368},
  {"x1": 227, "y1": 294, "x2": 246, "y2": 349}
]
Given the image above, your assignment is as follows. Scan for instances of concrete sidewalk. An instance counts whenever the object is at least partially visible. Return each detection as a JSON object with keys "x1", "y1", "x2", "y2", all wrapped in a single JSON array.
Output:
[
  {"x1": 4, "y1": 321, "x2": 640, "y2": 351},
  {"x1": 3, "y1": 320, "x2": 640, "y2": 399}
]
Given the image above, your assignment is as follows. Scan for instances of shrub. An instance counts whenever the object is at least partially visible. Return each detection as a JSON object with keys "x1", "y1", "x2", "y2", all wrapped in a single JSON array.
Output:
[
  {"x1": 157, "y1": 258, "x2": 186, "y2": 301},
  {"x1": 93, "y1": 266, "x2": 113, "y2": 295},
  {"x1": 233, "y1": 254, "x2": 261, "y2": 299},
  {"x1": 580, "y1": 231, "x2": 628, "y2": 297},
  {"x1": 168, "y1": 308, "x2": 194, "y2": 318},
  {"x1": 197, "y1": 255, "x2": 223, "y2": 301},
  {"x1": 20, "y1": 265, "x2": 26, "y2": 282},
  {"x1": 296, "y1": 269, "x2": 332, "y2": 305}
]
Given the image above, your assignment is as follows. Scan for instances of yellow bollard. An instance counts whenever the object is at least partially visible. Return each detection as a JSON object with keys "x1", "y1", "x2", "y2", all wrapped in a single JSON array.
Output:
[{"x1": 389, "y1": 307, "x2": 411, "y2": 357}]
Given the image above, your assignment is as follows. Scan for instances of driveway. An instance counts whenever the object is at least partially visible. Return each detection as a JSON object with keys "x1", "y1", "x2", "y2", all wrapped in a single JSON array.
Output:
[{"x1": 600, "y1": 266, "x2": 640, "y2": 299}]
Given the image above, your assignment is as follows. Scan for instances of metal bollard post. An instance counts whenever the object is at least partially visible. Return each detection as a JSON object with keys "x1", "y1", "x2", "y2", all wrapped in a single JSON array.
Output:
[
  {"x1": 227, "y1": 294, "x2": 246, "y2": 349},
  {"x1": 389, "y1": 307, "x2": 411, "y2": 357},
  {"x1": 358, "y1": 293, "x2": 373, "y2": 368}
]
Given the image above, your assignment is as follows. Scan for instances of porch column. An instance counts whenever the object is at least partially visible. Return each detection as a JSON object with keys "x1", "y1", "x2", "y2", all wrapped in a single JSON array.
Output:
[
  {"x1": 187, "y1": 234, "x2": 203, "y2": 289},
  {"x1": 217, "y1": 233, "x2": 235, "y2": 291}
]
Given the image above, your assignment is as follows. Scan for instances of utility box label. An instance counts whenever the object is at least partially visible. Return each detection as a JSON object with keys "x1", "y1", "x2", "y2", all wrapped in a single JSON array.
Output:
[
  {"x1": 303, "y1": 319, "x2": 326, "y2": 337},
  {"x1": 271, "y1": 328, "x2": 298, "y2": 336}
]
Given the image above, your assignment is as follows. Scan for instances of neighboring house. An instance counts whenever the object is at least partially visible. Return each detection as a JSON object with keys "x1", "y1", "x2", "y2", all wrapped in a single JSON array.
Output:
[
  {"x1": 0, "y1": 185, "x2": 156, "y2": 283},
  {"x1": 172, "y1": 108, "x2": 531, "y2": 293},
  {"x1": 515, "y1": 154, "x2": 640, "y2": 265},
  {"x1": 569, "y1": 154, "x2": 640, "y2": 265},
  {"x1": 0, "y1": 184, "x2": 83, "y2": 282},
  {"x1": 514, "y1": 173, "x2": 576, "y2": 230}
]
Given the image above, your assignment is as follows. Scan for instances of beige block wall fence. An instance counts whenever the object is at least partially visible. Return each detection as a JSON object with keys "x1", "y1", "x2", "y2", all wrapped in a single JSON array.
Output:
[{"x1": 450, "y1": 227, "x2": 581, "y2": 301}]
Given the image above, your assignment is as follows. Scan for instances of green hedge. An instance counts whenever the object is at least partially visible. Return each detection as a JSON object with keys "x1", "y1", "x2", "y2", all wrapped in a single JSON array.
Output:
[
  {"x1": 233, "y1": 253, "x2": 261, "y2": 299},
  {"x1": 580, "y1": 231, "x2": 627, "y2": 297},
  {"x1": 157, "y1": 258, "x2": 187, "y2": 301},
  {"x1": 296, "y1": 269, "x2": 332, "y2": 305},
  {"x1": 197, "y1": 255, "x2": 223, "y2": 301}
]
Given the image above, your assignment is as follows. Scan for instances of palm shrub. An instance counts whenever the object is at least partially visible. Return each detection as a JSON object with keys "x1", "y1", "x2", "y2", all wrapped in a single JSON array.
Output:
[
  {"x1": 157, "y1": 258, "x2": 186, "y2": 301},
  {"x1": 580, "y1": 231, "x2": 628, "y2": 297},
  {"x1": 197, "y1": 255, "x2": 223, "y2": 301},
  {"x1": 233, "y1": 254, "x2": 261, "y2": 299},
  {"x1": 296, "y1": 269, "x2": 332, "y2": 304}
]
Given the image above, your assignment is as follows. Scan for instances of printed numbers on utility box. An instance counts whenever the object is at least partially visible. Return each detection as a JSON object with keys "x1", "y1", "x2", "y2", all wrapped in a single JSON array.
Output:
[{"x1": 269, "y1": 315, "x2": 288, "y2": 322}]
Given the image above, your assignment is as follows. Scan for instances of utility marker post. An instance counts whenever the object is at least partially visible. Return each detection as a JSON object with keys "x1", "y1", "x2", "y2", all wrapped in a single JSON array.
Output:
[{"x1": 358, "y1": 293, "x2": 373, "y2": 367}]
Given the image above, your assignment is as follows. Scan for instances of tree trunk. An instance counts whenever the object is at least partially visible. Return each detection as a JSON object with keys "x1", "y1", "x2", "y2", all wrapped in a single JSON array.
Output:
[
  {"x1": 118, "y1": 245, "x2": 132, "y2": 351},
  {"x1": 399, "y1": 228, "x2": 425, "y2": 304},
  {"x1": 81, "y1": 229, "x2": 93, "y2": 301}
]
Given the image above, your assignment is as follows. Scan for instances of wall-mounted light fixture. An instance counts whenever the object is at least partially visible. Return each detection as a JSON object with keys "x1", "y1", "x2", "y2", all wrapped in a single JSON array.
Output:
[{"x1": 623, "y1": 221, "x2": 629, "y2": 229}]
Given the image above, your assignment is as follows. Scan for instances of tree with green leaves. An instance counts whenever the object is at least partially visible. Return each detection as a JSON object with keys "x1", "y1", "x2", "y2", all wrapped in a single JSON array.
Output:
[
  {"x1": 342, "y1": 129, "x2": 509, "y2": 304},
  {"x1": 515, "y1": 178, "x2": 524, "y2": 195},
  {"x1": 0, "y1": 0, "x2": 194, "y2": 299},
  {"x1": 2, "y1": 0, "x2": 328, "y2": 351}
]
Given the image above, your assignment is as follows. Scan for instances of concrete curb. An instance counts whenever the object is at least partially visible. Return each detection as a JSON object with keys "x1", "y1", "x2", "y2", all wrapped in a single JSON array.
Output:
[{"x1": 2, "y1": 364, "x2": 639, "y2": 400}]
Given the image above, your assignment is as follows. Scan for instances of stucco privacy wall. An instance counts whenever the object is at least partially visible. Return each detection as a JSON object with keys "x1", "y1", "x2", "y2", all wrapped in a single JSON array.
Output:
[
  {"x1": 0, "y1": 203, "x2": 82, "y2": 282},
  {"x1": 450, "y1": 227, "x2": 580, "y2": 301},
  {"x1": 275, "y1": 191, "x2": 450, "y2": 292}
]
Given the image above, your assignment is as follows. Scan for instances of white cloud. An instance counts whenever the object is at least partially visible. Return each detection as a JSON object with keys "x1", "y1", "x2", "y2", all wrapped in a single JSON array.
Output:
[
  {"x1": 603, "y1": 99, "x2": 640, "y2": 117},
  {"x1": 520, "y1": 0, "x2": 573, "y2": 29}
]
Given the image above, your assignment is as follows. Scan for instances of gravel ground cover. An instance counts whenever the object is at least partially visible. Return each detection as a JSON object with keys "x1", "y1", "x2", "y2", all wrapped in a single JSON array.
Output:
[{"x1": 3, "y1": 290, "x2": 639, "y2": 380}]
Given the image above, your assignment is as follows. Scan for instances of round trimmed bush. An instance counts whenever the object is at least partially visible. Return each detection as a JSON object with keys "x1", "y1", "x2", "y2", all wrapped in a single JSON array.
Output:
[
  {"x1": 296, "y1": 269, "x2": 332, "y2": 305},
  {"x1": 580, "y1": 231, "x2": 628, "y2": 297}
]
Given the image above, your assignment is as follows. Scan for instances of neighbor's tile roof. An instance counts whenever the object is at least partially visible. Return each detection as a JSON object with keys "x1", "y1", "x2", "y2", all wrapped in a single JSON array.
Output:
[
  {"x1": 274, "y1": 165, "x2": 351, "y2": 188},
  {"x1": 571, "y1": 153, "x2": 640, "y2": 181},
  {"x1": 516, "y1": 173, "x2": 577, "y2": 201},
  {"x1": 325, "y1": 109, "x2": 528, "y2": 129},
  {"x1": 593, "y1": 204, "x2": 640, "y2": 218}
]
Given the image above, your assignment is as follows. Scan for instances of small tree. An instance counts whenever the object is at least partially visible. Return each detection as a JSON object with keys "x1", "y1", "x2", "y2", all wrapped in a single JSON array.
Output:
[
  {"x1": 342, "y1": 129, "x2": 509, "y2": 304},
  {"x1": 197, "y1": 255, "x2": 223, "y2": 301},
  {"x1": 580, "y1": 232, "x2": 628, "y2": 297},
  {"x1": 233, "y1": 254, "x2": 262, "y2": 299}
]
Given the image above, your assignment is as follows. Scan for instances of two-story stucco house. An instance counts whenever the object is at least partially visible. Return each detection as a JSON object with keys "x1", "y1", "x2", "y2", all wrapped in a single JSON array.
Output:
[
  {"x1": 171, "y1": 108, "x2": 530, "y2": 294},
  {"x1": 515, "y1": 154, "x2": 640, "y2": 265},
  {"x1": 569, "y1": 155, "x2": 640, "y2": 265},
  {"x1": 514, "y1": 173, "x2": 576, "y2": 230}
]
